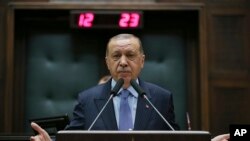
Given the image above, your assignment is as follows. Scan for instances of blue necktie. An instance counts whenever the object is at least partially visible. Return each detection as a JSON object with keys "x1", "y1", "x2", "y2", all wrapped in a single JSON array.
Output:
[{"x1": 119, "y1": 89, "x2": 133, "y2": 130}]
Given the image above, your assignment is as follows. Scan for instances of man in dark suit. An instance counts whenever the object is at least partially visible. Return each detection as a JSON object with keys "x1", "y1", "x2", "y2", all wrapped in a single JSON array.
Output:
[
  {"x1": 30, "y1": 33, "x2": 229, "y2": 141},
  {"x1": 64, "y1": 78, "x2": 179, "y2": 130},
  {"x1": 31, "y1": 33, "x2": 178, "y2": 141}
]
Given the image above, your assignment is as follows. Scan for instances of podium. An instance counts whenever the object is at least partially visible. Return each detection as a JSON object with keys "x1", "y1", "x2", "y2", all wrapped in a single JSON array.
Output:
[{"x1": 56, "y1": 131, "x2": 211, "y2": 141}]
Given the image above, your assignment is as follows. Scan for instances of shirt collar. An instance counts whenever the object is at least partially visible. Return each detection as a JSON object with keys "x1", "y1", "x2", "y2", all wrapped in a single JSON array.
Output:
[{"x1": 111, "y1": 78, "x2": 139, "y2": 98}]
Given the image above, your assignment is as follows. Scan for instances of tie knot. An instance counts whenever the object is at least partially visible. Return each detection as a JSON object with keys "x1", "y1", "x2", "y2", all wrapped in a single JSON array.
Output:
[{"x1": 120, "y1": 89, "x2": 130, "y2": 99}]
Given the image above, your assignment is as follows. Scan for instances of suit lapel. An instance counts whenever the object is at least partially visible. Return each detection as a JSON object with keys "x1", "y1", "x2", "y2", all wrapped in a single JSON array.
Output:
[
  {"x1": 134, "y1": 80, "x2": 153, "y2": 130},
  {"x1": 94, "y1": 80, "x2": 118, "y2": 130}
]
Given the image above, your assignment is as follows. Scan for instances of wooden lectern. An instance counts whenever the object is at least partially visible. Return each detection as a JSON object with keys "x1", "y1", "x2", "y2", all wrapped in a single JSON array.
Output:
[{"x1": 56, "y1": 131, "x2": 211, "y2": 141}]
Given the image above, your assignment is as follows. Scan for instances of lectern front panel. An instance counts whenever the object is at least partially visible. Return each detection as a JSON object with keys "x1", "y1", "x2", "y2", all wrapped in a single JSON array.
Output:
[{"x1": 56, "y1": 131, "x2": 211, "y2": 141}]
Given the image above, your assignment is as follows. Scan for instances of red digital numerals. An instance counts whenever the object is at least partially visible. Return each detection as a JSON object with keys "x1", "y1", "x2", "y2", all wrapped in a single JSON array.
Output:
[
  {"x1": 78, "y1": 13, "x2": 94, "y2": 28},
  {"x1": 77, "y1": 12, "x2": 140, "y2": 28},
  {"x1": 119, "y1": 13, "x2": 140, "y2": 28}
]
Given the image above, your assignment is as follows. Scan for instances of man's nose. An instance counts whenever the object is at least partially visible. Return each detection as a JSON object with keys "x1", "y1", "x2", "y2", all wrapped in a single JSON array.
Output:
[{"x1": 119, "y1": 55, "x2": 128, "y2": 67}]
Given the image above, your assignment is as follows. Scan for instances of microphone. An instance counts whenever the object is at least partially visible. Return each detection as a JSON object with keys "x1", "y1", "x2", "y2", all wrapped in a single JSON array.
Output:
[
  {"x1": 88, "y1": 78, "x2": 124, "y2": 130},
  {"x1": 110, "y1": 78, "x2": 124, "y2": 96},
  {"x1": 130, "y1": 79, "x2": 175, "y2": 131}
]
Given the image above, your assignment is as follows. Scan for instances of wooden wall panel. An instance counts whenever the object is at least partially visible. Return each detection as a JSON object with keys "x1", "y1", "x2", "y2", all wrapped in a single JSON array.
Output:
[
  {"x1": 9, "y1": 0, "x2": 204, "y2": 2},
  {"x1": 155, "y1": 0, "x2": 204, "y2": 2},
  {"x1": 10, "y1": 0, "x2": 48, "y2": 2},
  {"x1": 0, "y1": 6, "x2": 5, "y2": 133},
  {"x1": 210, "y1": 84, "x2": 250, "y2": 135},
  {"x1": 207, "y1": 7, "x2": 250, "y2": 136},
  {"x1": 0, "y1": 0, "x2": 8, "y2": 132},
  {"x1": 210, "y1": 14, "x2": 248, "y2": 74},
  {"x1": 206, "y1": 0, "x2": 249, "y2": 8},
  {"x1": 0, "y1": 7, "x2": 5, "y2": 81}
]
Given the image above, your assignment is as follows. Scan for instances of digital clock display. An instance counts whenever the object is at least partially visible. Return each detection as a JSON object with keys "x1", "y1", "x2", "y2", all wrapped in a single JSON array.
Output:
[{"x1": 70, "y1": 10, "x2": 143, "y2": 29}]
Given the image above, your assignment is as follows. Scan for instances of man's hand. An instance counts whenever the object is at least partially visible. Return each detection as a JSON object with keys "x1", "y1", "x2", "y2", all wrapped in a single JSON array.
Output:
[
  {"x1": 211, "y1": 134, "x2": 230, "y2": 141},
  {"x1": 30, "y1": 122, "x2": 52, "y2": 141}
]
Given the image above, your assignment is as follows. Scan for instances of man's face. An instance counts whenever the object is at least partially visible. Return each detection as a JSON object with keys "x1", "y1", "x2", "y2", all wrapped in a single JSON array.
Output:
[{"x1": 106, "y1": 38, "x2": 145, "y2": 88}]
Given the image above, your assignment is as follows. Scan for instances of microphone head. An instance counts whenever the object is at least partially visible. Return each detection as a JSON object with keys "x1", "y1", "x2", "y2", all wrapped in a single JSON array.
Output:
[
  {"x1": 130, "y1": 79, "x2": 146, "y2": 97},
  {"x1": 110, "y1": 78, "x2": 124, "y2": 96}
]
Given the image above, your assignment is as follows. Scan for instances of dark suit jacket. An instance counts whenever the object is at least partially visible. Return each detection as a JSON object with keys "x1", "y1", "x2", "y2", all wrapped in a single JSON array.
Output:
[{"x1": 65, "y1": 79, "x2": 179, "y2": 130}]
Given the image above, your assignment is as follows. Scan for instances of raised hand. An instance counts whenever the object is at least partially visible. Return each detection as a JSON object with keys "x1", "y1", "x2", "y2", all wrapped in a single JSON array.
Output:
[{"x1": 30, "y1": 122, "x2": 52, "y2": 141}]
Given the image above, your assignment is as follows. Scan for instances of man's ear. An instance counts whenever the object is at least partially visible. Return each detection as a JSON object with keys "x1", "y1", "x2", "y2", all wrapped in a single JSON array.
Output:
[{"x1": 141, "y1": 54, "x2": 145, "y2": 68}]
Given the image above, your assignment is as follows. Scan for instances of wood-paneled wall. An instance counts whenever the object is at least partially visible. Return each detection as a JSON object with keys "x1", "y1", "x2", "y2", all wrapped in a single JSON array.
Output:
[
  {"x1": 0, "y1": 0, "x2": 249, "y2": 137},
  {"x1": 0, "y1": 0, "x2": 7, "y2": 133},
  {"x1": 206, "y1": 2, "x2": 250, "y2": 135}
]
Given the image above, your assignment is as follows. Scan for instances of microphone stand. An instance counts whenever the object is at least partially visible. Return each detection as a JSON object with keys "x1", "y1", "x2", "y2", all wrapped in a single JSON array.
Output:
[
  {"x1": 88, "y1": 78, "x2": 124, "y2": 130},
  {"x1": 88, "y1": 94, "x2": 114, "y2": 131},
  {"x1": 130, "y1": 79, "x2": 175, "y2": 131},
  {"x1": 143, "y1": 95, "x2": 175, "y2": 131}
]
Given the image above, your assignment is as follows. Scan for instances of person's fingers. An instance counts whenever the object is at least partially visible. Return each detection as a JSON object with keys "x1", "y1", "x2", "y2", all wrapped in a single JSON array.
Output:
[
  {"x1": 30, "y1": 136, "x2": 35, "y2": 141},
  {"x1": 30, "y1": 122, "x2": 51, "y2": 141},
  {"x1": 219, "y1": 133, "x2": 230, "y2": 140},
  {"x1": 223, "y1": 134, "x2": 230, "y2": 140},
  {"x1": 212, "y1": 133, "x2": 230, "y2": 141},
  {"x1": 31, "y1": 122, "x2": 47, "y2": 136},
  {"x1": 31, "y1": 122, "x2": 42, "y2": 132},
  {"x1": 30, "y1": 135, "x2": 47, "y2": 141},
  {"x1": 30, "y1": 136, "x2": 41, "y2": 141}
]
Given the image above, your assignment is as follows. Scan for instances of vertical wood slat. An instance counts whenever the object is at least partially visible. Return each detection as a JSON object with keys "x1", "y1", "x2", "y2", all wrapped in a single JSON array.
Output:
[
  {"x1": 199, "y1": 5, "x2": 210, "y2": 131},
  {"x1": 0, "y1": 6, "x2": 6, "y2": 133},
  {"x1": 5, "y1": 6, "x2": 15, "y2": 133}
]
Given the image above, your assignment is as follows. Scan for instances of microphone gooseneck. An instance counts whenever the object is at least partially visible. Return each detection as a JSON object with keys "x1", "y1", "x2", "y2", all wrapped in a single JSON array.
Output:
[
  {"x1": 110, "y1": 78, "x2": 124, "y2": 96},
  {"x1": 130, "y1": 79, "x2": 146, "y2": 97},
  {"x1": 130, "y1": 79, "x2": 175, "y2": 131},
  {"x1": 88, "y1": 78, "x2": 124, "y2": 130}
]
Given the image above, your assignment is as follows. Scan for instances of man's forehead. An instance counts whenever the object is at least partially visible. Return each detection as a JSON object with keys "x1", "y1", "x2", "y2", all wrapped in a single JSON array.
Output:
[
  {"x1": 115, "y1": 39, "x2": 131, "y2": 46},
  {"x1": 111, "y1": 38, "x2": 139, "y2": 48}
]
